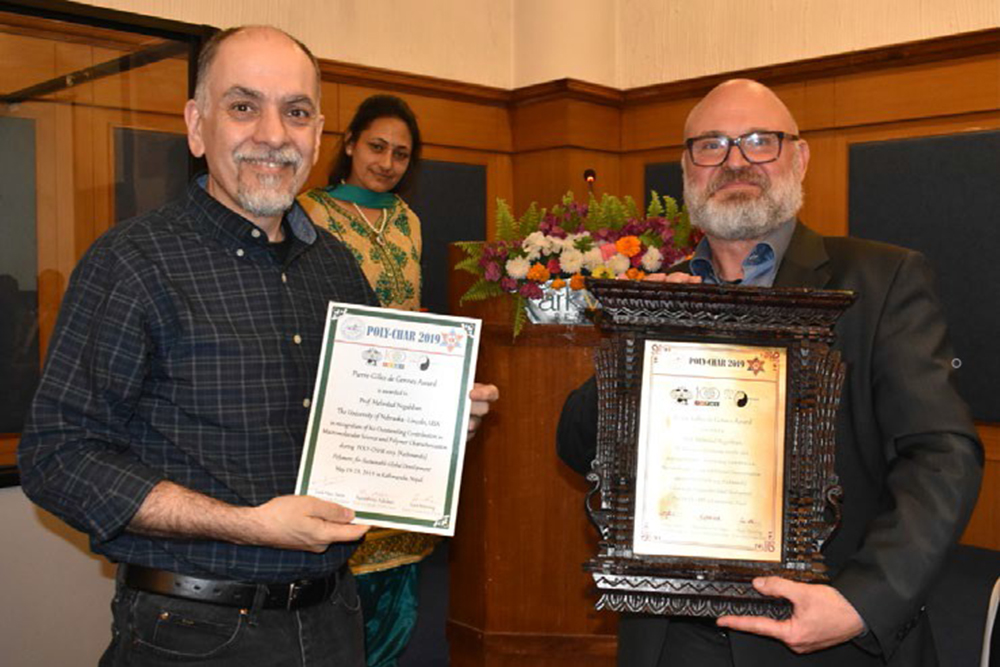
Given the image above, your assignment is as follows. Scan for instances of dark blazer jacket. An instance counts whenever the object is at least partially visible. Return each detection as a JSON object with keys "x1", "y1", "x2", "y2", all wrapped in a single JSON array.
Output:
[{"x1": 557, "y1": 222, "x2": 983, "y2": 666}]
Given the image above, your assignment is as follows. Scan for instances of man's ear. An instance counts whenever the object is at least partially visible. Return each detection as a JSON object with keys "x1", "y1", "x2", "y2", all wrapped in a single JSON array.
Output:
[
  {"x1": 311, "y1": 113, "x2": 325, "y2": 167},
  {"x1": 184, "y1": 99, "x2": 206, "y2": 158},
  {"x1": 795, "y1": 138, "x2": 810, "y2": 180}
]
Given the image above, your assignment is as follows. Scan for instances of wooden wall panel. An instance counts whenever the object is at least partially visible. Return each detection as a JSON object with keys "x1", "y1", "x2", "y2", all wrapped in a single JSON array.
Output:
[
  {"x1": 620, "y1": 147, "x2": 683, "y2": 204},
  {"x1": 90, "y1": 49, "x2": 189, "y2": 116},
  {"x1": 621, "y1": 97, "x2": 694, "y2": 151},
  {"x1": 513, "y1": 149, "x2": 621, "y2": 214},
  {"x1": 798, "y1": 132, "x2": 848, "y2": 238},
  {"x1": 302, "y1": 130, "x2": 343, "y2": 193},
  {"x1": 338, "y1": 84, "x2": 512, "y2": 153},
  {"x1": 0, "y1": 32, "x2": 63, "y2": 92},
  {"x1": 513, "y1": 98, "x2": 621, "y2": 152},
  {"x1": 832, "y1": 54, "x2": 1000, "y2": 129},
  {"x1": 963, "y1": 427, "x2": 1000, "y2": 548}
]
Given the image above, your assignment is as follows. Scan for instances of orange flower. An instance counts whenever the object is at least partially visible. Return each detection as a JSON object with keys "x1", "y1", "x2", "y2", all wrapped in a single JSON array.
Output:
[
  {"x1": 551, "y1": 278, "x2": 566, "y2": 290},
  {"x1": 625, "y1": 268, "x2": 646, "y2": 281},
  {"x1": 526, "y1": 263, "x2": 551, "y2": 283},
  {"x1": 569, "y1": 273, "x2": 586, "y2": 290},
  {"x1": 615, "y1": 235, "x2": 642, "y2": 258}
]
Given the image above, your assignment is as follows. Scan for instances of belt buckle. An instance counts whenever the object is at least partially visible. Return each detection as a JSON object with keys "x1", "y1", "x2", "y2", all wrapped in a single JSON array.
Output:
[{"x1": 286, "y1": 582, "x2": 302, "y2": 610}]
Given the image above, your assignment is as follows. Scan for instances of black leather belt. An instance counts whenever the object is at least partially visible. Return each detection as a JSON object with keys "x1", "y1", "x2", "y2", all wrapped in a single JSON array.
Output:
[{"x1": 122, "y1": 564, "x2": 339, "y2": 610}]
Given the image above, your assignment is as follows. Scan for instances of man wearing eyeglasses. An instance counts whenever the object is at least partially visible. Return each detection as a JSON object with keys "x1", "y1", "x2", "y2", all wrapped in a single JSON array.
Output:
[{"x1": 557, "y1": 79, "x2": 982, "y2": 666}]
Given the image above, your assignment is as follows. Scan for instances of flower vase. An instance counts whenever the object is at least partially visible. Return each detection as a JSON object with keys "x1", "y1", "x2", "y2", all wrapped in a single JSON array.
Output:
[{"x1": 524, "y1": 280, "x2": 594, "y2": 325}]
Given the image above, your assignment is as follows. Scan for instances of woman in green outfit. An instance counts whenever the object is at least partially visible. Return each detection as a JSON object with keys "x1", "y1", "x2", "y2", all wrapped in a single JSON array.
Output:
[{"x1": 299, "y1": 95, "x2": 435, "y2": 666}]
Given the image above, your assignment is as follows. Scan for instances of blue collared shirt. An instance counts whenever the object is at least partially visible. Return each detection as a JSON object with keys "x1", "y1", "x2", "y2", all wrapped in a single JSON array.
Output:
[{"x1": 689, "y1": 219, "x2": 797, "y2": 287}]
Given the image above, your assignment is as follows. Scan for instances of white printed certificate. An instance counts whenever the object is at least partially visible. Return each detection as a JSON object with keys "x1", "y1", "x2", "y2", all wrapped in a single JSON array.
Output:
[
  {"x1": 633, "y1": 340, "x2": 787, "y2": 561},
  {"x1": 295, "y1": 302, "x2": 481, "y2": 536}
]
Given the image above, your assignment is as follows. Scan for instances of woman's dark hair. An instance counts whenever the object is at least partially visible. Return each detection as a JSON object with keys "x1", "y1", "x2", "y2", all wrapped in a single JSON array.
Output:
[{"x1": 328, "y1": 94, "x2": 422, "y2": 194}]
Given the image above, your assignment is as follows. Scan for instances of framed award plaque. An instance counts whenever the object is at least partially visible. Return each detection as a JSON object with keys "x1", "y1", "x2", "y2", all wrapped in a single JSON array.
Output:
[{"x1": 583, "y1": 279, "x2": 855, "y2": 619}]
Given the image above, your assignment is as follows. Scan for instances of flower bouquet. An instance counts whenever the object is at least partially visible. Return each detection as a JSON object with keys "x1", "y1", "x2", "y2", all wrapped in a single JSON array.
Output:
[{"x1": 455, "y1": 191, "x2": 701, "y2": 337}]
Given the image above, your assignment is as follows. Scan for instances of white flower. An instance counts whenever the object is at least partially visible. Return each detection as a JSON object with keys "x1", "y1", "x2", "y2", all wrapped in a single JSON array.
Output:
[
  {"x1": 607, "y1": 254, "x2": 631, "y2": 275},
  {"x1": 641, "y1": 247, "x2": 663, "y2": 272},
  {"x1": 559, "y1": 232, "x2": 588, "y2": 253},
  {"x1": 506, "y1": 256, "x2": 531, "y2": 280},
  {"x1": 521, "y1": 231, "x2": 551, "y2": 261},
  {"x1": 582, "y1": 248, "x2": 605, "y2": 272},
  {"x1": 559, "y1": 248, "x2": 584, "y2": 274}
]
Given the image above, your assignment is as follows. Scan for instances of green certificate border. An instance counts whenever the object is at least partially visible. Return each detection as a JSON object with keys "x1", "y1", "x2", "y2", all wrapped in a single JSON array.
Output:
[{"x1": 297, "y1": 302, "x2": 480, "y2": 531}]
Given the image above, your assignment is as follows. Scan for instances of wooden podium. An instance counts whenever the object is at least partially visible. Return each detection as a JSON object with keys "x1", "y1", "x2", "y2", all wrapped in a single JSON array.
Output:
[{"x1": 446, "y1": 251, "x2": 617, "y2": 667}]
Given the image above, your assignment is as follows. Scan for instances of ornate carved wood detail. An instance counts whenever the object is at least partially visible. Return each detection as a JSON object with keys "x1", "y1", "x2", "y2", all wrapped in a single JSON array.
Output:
[{"x1": 584, "y1": 279, "x2": 855, "y2": 619}]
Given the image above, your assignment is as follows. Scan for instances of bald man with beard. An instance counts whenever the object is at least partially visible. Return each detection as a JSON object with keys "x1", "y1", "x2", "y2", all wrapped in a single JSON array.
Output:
[{"x1": 557, "y1": 79, "x2": 982, "y2": 666}]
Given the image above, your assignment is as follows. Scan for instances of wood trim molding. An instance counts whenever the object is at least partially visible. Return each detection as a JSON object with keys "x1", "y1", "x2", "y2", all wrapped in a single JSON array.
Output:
[
  {"x1": 319, "y1": 59, "x2": 510, "y2": 107},
  {"x1": 624, "y1": 28, "x2": 1000, "y2": 106},
  {"x1": 319, "y1": 28, "x2": 998, "y2": 111},
  {"x1": 510, "y1": 78, "x2": 624, "y2": 108}
]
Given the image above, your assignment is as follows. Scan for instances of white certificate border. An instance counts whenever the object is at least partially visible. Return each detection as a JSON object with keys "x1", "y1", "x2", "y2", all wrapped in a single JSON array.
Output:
[
  {"x1": 296, "y1": 302, "x2": 481, "y2": 534},
  {"x1": 633, "y1": 339, "x2": 787, "y2": 562}
]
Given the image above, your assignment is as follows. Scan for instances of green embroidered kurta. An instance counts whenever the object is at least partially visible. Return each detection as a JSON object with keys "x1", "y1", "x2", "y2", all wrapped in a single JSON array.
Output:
[
  {"x1": 301, "y1": 188, "x2": 421, "y2": 311},
  {"x1": 299, "y1": 187, "x2": 438, "y2": 576}
]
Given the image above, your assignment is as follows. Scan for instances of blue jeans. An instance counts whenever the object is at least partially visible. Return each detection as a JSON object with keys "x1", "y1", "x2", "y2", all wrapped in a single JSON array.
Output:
[{"x1": 99, "y1": 568, "x2": 364, "y2": 666}]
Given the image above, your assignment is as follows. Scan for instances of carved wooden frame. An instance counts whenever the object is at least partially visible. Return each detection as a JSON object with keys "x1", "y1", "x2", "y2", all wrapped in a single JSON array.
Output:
[{"x1": 584, "y1": 279, "x2": 855, "y2": 619}]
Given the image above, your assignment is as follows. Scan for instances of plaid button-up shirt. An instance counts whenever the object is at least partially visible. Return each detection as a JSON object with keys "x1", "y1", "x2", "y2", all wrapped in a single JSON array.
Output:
[{"x1": 19, "y1": 179, "x2": 378, "y2": 583}]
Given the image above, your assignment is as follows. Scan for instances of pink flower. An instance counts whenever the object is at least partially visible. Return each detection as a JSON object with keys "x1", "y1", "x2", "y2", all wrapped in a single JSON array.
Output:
[
  {"x1": 500, "y1": 277, "x2": 518, "y2": 292},
  {"x1": 546, "y1": 258, "x2": 561, "y2": 274},
  {"x1": 519, "y1": 282, "x2": 544, "y2": 299},
  {"x1": 600, "y1": 243, "x2": 618, "y2": 261},
  {"x1": 484, "y1": 262, "x2": 502, "y2": 282}
]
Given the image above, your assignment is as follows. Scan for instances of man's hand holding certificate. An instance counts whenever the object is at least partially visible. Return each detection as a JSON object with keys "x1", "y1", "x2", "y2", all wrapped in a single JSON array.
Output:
[{"x1": 296, "y1": 302, "x2": 483, "y2": 536}]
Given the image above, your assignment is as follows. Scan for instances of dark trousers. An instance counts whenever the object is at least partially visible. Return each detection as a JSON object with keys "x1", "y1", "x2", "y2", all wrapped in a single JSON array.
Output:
[
  {"x1": 619, "y1": 615, "x2": 735, "y2": 667},
  {"x1": 99, "y1": 569, "x2": 364, "y2": 667}
]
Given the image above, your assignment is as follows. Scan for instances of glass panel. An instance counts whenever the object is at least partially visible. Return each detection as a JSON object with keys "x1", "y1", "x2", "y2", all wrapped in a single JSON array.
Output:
[
  {"x1": 0, "y1": 9, "x2": 193, "y2": 466},
  {"x1": 0, "y1": 116, "x2": 38, "y2": 432}
]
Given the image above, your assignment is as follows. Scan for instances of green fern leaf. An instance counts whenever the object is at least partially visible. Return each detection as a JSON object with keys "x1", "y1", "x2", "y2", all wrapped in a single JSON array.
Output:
[
  {"x1": 496, "y1": 199, "x2": 517, "y2": 241},
  {"x1": 512, "y1": 294, "x2": 528, "y2": 340},
  {"x1": 460, "y1": 279, "x2": 505, "y2": 304},
  {"x1": 646, "y1": 189, "x2": 664, "y2": 218},
  {"x1": 663, "y1": 195, "x2": 679, "y2": 219}
]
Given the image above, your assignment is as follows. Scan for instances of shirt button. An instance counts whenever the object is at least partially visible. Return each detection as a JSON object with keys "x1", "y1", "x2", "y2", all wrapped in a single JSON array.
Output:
[
  {"x1": 303, "y1": 398, "x2": 311, "y2": 408},
  {"x1": 281, "y1": 273, "x2": 288, "y2": 284},
  {"x1": 251, "y1": 229, "x2": 261, "y2": 238},
  {"x1": 293, "y1": 334, "x2": 302, "y2": 345},
  {"x1": 236, "y1": 248, "x2": 245, "y2": 257}
]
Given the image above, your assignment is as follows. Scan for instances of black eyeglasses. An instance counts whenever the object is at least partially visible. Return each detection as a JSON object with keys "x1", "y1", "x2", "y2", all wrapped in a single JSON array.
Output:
[{"x1": 685, "y1": 131, "x2": 799, "y2": 167}]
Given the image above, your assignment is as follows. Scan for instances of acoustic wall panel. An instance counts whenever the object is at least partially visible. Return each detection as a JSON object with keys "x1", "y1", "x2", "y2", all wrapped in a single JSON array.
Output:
[
  {"x1": 406, "y1": 160, "x2": 487, "y2": 315},
  {"x1": 849, "y1": 130, "x2": 1000, "y2": 422}
]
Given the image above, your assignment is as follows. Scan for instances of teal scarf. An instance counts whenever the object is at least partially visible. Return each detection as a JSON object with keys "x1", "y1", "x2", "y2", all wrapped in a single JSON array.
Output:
[{"x1": 328, "y1": 183, "x2": 396, "y2": 209}]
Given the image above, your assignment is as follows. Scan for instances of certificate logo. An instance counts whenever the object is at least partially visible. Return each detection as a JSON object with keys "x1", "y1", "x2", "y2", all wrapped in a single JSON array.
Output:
[
  {"x1": 383, "y1": 350, "x2": 407, "y2": 370},
  {"x1": 670, "y1": 387, "x2": 691, "y2": 404},
  {"x1": 340, "y1": 317, "x2": 365, "y2": 341},
  {"x1": 362, "y1": 348, "x2": 383, "y2": 366},
  {"x1": 694, "y1": 385, "x2": 720, "y2": 407},
  {"x1": 439, "y1": 329, "x2": 465, "y2": 353},
  {"x1": 746, "y1": 356, "x2": 766, "y2": 376}
]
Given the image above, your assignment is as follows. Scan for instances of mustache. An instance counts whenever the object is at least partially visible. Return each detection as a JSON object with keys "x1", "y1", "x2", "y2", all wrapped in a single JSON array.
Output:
[
  {"x1": 708, "y1": 166, "x2": 769, "y2": 196},
  {"x1": 234, "y1": 145, "x2": 303, "y2": 168}
]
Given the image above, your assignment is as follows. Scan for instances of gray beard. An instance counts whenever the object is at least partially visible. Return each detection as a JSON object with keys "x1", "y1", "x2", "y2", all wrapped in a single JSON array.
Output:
[
  {"x1": 237, "y1": 174, "x2": 297, "y2": 218},
  {"x1": 234, "y1": 146, "x2": 303, "y2": 218},
  {"x1": 685, "y1": 167, "x2": 803, "y2": 241}
]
